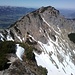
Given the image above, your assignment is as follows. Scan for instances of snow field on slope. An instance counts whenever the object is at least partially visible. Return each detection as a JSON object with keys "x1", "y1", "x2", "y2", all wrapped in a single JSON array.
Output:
[{"x1": 16, "y1": 44, "x2": 25, "y2": 61}]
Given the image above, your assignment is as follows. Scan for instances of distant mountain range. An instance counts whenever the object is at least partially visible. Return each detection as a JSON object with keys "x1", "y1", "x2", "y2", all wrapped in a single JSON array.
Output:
[
  {"x1": 59, "y1": 9, "x2": 75, "y2": 18},
  {"x1": 0, "y1": 6, "x2": 36, "y2": 28}
]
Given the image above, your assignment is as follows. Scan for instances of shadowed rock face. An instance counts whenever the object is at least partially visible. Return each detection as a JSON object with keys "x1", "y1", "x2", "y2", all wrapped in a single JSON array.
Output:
[{"x1": 0, "y1": 6, "x2": 75, "y2": 75}]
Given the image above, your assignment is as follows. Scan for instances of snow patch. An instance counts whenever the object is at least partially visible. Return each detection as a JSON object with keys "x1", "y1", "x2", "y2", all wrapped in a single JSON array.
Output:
[
  {"x1": 7, "y1": 35, "x2": 14, "y2": 41},
  {"x1": 15, "y1": 33, "x2": 22, "y2": 42},
  {"x1": 37, "y1": 37, "x2": 75, "y2": 75},
  {"x1": 6, "y1": 30, "x2": 14, "y2": 41},
  {"x1": 22, "y1": 38, "x2": 25, "y2": 41},
  {"x1": 57, "y1": 25, "x2": 61, "y2": 33},
  {"x1": 28, "y1": 34, "x2": 36, "y2": 41},
  {"x1": 34, "y1": 52, "x2": 66, "y2": 75},
  {"x1": 73, "y1": 50, "x2": 75, "y2": 54},
  {"x1": 16, "y1": 44, "x2": 25, "y2": 61},
  {"x1": 0, "y1": 33, "x2": 4, "y2": 41},
  {"x1": 42, "y1": 17, "x2": 60, "y2": 35}
]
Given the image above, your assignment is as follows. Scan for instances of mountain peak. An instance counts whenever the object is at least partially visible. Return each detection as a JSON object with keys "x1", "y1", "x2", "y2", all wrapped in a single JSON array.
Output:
[
  {"x1": 39, "y1": 6, "x2": 57, "y2": 12},
  {"x1": 31, "y1": 6, "x2": 60, "y2": 17}
]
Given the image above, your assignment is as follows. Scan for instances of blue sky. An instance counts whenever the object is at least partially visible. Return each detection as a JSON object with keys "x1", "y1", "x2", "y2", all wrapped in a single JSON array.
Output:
[{"x1": 0, "y1": 0, "x2": 75, "y2": 9}]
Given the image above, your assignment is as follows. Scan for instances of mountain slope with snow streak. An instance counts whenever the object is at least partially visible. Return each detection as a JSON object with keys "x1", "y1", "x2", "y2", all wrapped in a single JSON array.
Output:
[{"x1": 0, "y1": 6, "x2": 75, "y2": 75}]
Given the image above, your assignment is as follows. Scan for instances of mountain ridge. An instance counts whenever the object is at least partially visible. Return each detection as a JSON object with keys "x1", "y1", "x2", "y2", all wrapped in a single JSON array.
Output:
[{"x1": 0, "y1": 6, "x2": 75, "y2": 75}]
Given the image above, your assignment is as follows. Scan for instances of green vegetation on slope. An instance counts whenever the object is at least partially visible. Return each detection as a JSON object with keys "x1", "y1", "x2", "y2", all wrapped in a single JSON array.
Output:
[
  {"x1": 68, "y1": 33, "x2": 75, "y2": 43},
  {"x1": 0, "y1": 41, "x2": 16, "y2": 70},
  {"x1": 0, "y1": 41, "x2": 47, "y2": 75}
]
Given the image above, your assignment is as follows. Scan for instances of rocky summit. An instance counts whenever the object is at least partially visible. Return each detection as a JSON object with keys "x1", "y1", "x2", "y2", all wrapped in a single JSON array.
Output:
[{"x1": 0, "y1": 6, "x2": 75, "y2": 75}]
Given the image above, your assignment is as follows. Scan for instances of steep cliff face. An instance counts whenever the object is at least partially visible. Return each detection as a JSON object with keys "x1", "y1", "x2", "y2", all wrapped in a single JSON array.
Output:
[{"x1": 0, "y1": 6, "x2": 75, "y2": 75}]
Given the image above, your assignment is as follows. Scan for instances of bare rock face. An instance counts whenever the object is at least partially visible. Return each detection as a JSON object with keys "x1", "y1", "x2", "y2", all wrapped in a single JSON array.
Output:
[
  {"x1": 0, "y1": 6, "x2": 75, "y2": 75},
  {"x1": 7, "y1": 6, "x2": 60, "y2": 43}
]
